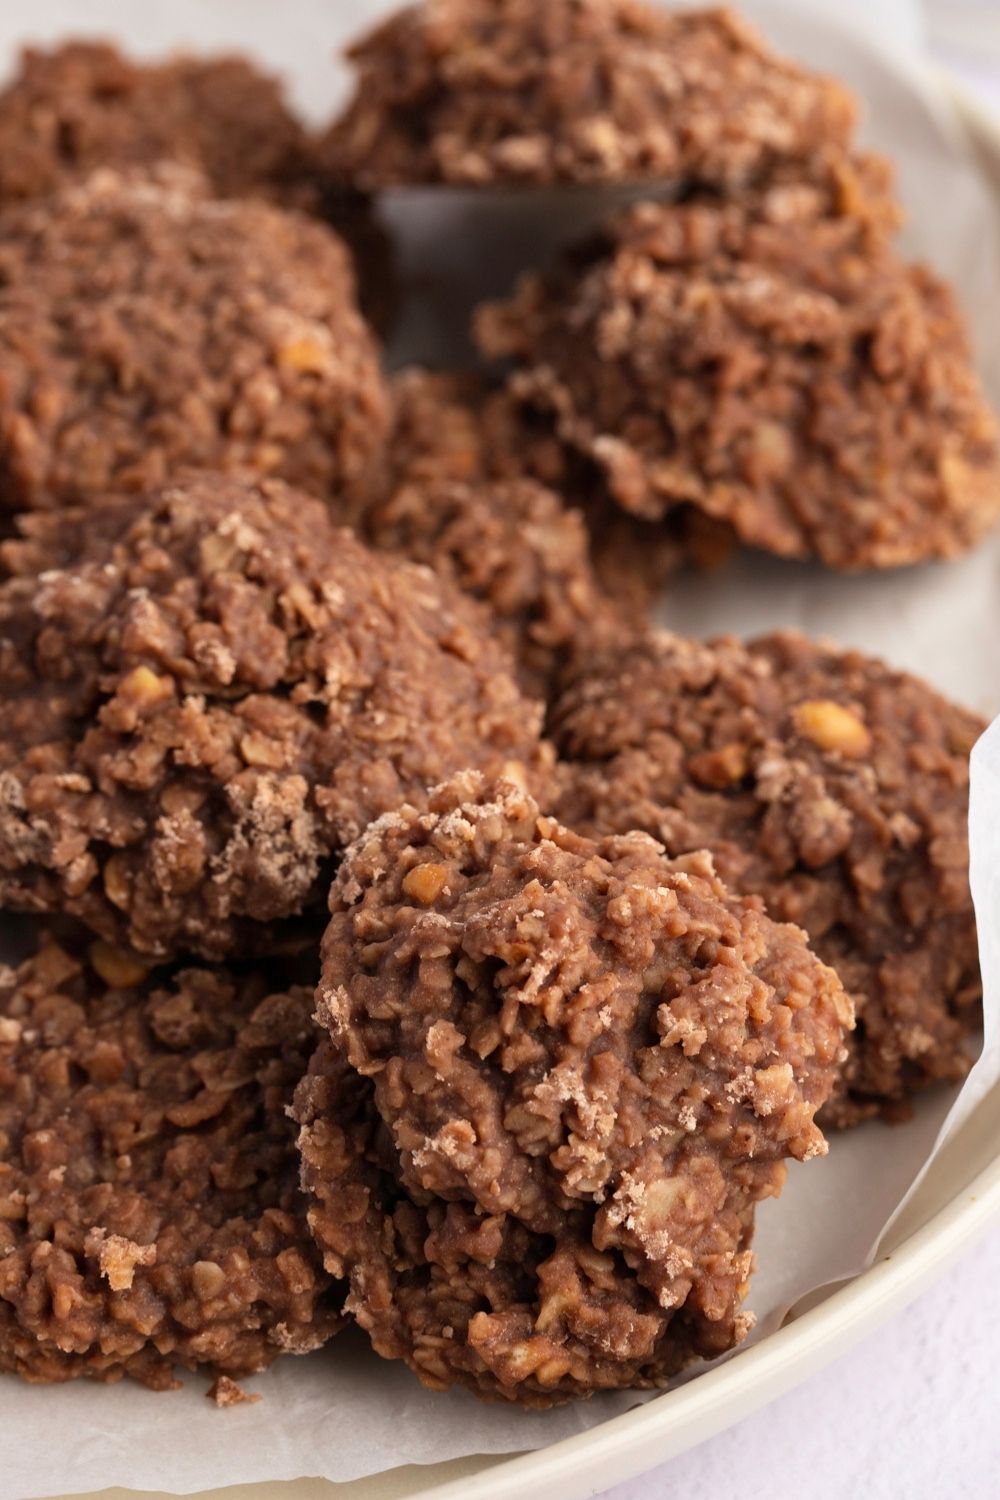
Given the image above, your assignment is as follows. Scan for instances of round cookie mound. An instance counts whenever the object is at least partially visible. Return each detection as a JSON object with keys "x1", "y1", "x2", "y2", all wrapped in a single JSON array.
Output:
[
  {"x1": 354, "y1": 471, "x2": 624, "y2": 701},
  {"x1": 0, "y1": 939, "x2": 338, "y2": 1391},
  {"x1": 0, "y1": 164, "x2": 388, "y2": 513},
  {"x1": 352, "y1": 384, "x2": 628, "y2": 703},
  {"x1": 369, "y1": 368, "x2": 719, "y2": 621},
  {"x1": 0, "y1": 474, "x2": 544, "y2": 960},
  {"x1": 552, "y1": 630, "x2": 984, "y2": 1125},
  {"x1": 295, "y1": 773, "x2": 851, "y2": 1403},
  {"x1": 477, "y1": 156, "x2": 1000, "y2": 569},
  {"x1": 0, "y1": 41, "x2": 312, "y2": 207},
  {"x1": 323, "y1": 0, "x2": 855, "y2": 189}
]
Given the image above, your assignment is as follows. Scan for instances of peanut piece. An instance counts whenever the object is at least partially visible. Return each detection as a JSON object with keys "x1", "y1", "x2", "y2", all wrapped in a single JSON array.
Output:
[
  {"x1": 501, "y1": 760, "x2": 529, "y2": 791},
  {"x1": 191, "y1": 1260, "x2": 227, "y2": 1301},
  {"x1": 102, "y1": 854, "x2": 132, "y2": 910},
  {"x1": 0, "y1": 1016, "x2": 22, "y2": 1045},
  {"x1": 89, "y1": 941, "x2": 150, "y2": 991},
  {"x1": 121, "y1": 665, "x2": 170, "y2": 706},
  {"x1": 402, "y1": 863, "x2": 449, "y2": 905},
  {"x1": 277, "y1": 337, "x2": 330, "y2": 374},
  {"x1": 688, "y1": 742, "x2": 749, "y2": 788},
  {"x1": 240, "y1": 732, "x2": 285, "y2": 769},
  {"x1": 794, "y1": 699, "x2": 871, "y2": 757}
]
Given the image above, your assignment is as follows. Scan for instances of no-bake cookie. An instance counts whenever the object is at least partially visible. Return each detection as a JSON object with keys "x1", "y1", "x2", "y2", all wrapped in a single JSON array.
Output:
[
  {"x1": 0, "y1": 40, "x2": 397, "y2": 335},
  {"x1": 0, "y1": 938, "x2": 338, "y2": 1390},
  {"x1": 477, "y1": 156, "x2": 1000, "y2": 568},
  {"x1": 0, "y1": 41, "x2": 312, "y2": 207},
  {"x1": 295, "y1": 772, "x2": 852, "y2": 1403},
  {"x1": 323, "y1": 1, "x2": 855, "y2": 190},
  {"x1": 552, "y1": 630, "x2": 984, "y2": 1124},
  {"x1": 0, "y1": 164, "x2": 388, "y2": 512},
  {"x1": 353, "y1": 472, "x2": 627, "y2": 701},
  {"x1": 353, "y1": 369, "x2": 634, "y2": 698},
  {"x1": 0, "y1": 474, "x2": 546, "y2": 960},
  {"x1": 365, "y1": 368, "x2": 728, "y2": 620}
]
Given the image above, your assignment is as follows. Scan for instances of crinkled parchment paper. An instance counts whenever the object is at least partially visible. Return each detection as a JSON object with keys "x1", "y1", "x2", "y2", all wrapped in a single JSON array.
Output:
[{"x1": 1, "y1": 3, "x2": 999, "y2": 1496}]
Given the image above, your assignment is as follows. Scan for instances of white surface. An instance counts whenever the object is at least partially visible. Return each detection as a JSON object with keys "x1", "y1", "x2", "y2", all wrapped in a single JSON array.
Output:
[{"x1": 597, "y1": 1225, "x2": 1000, "y2": 1500}]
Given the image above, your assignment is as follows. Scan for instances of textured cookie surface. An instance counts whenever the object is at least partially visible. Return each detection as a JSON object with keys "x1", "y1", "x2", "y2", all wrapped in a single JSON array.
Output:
[
  {"x1": 0, "y1": 475, "x2": 545, "y2": 959},
  {"x1": 296, "y1": 772, "x2": 851, "y2": 1403},
  {"x1": 352, "y1": 371, "x2": 630, "y2": 700},
  {"x1": 478, "y1": 157, "x2": 1000, "y2": 569},
  {"x1": 0, "y1": 40, "x2": 312, "y2": 206},
  {"x1": 324, "y1": 0, "x2": 855, "y2": 189},
  {"x1": 553, "y1": 630, "x2": 983, "y2": 1123},
  {"x1": 0, "y1": 940, "x2": 338, "y2": 1389},
  {"x1": 0, "y1": 165, "x2": 387, "y2": 512},
  {"x1": 361, "y1": 368, "x2": 722, "y2": 628}
]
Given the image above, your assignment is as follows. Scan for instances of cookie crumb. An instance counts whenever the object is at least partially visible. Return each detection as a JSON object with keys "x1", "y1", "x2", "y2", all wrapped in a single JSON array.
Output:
[{"x1": 209, "y1": 1376, "x2": 262, "y2": 1408}]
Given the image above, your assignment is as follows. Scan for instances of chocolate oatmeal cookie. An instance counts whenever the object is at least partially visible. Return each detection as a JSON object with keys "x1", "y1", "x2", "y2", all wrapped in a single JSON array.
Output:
[
  {"x1": 352, "y1": 472, "x2": 626, "y2": 701},
  {"x1": 353, "y1": 371, "x2": 633, "y2": 698},
  {"x1": 552, "y1": 630, "x2": 984, "y2": 1125},
  {"x1": 0, "y1": 164, "x2": 388, "y2": 513},
  {"x1": 0, "y1": 938, "x2": 338, "y2": 1390},
  {"x1": 477, "y1": 157, "x2": 1000, "y2": 569},
  {"x1": 295, "y1": 773, "x2": 852, "y2": 1403},
  {"x1": 0, "y1": 41, "x2": 398, "y2": 325},
  {"x1": 367, "y1": 368, "x2": 728, "y2": 619},
  {"x1": 0, "y1": 474, "x2": 546, "y2": 961},
  {"x1": 0, "y1": 41, "x2": 312, "y2": 207},
  {"x1": 323, "y1": 1, "x2": 855, "y2": 190}
]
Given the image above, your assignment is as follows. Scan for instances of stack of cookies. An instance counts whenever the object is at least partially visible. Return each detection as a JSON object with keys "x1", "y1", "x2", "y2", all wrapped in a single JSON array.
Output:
[{"x1": 0, "y1": 0, "x2": 990, "y2": 1409}]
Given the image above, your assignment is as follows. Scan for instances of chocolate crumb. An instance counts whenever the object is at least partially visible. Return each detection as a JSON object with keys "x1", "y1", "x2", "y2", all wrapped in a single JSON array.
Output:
[{"x1": 209, "y1": 1375, "x2": 262, "y2": 1408}]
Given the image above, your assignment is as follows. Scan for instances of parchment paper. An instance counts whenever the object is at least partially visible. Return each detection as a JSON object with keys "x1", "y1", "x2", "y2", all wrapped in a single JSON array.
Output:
[{"x1": 2, "y1": 3, "x2": 999, "y2": 1497}]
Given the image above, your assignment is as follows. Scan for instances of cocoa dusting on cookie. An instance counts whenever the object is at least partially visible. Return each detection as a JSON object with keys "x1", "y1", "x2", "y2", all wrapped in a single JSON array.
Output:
[
  {"x1": 0, "y1": 939, "x2": 339, "y2": 1389},
  {"x1": 295, "y1": 772, "x2": 852, "y2": 1403},
  {"x1": 552, "y1": 630, "x2": 984, "y2": 1125},
  {"x1": 478, "y1": 154, "x2": 1000, "y2": 569},
  {"x1": 0, "y1": 164, "x2": 388, "y2": 513},
  {"x1": 0, "y1": 474, "x2": 547, "y2": 960},
  {"x1": 323, "y1": 1, "x2": 855, "y2": 190}
]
